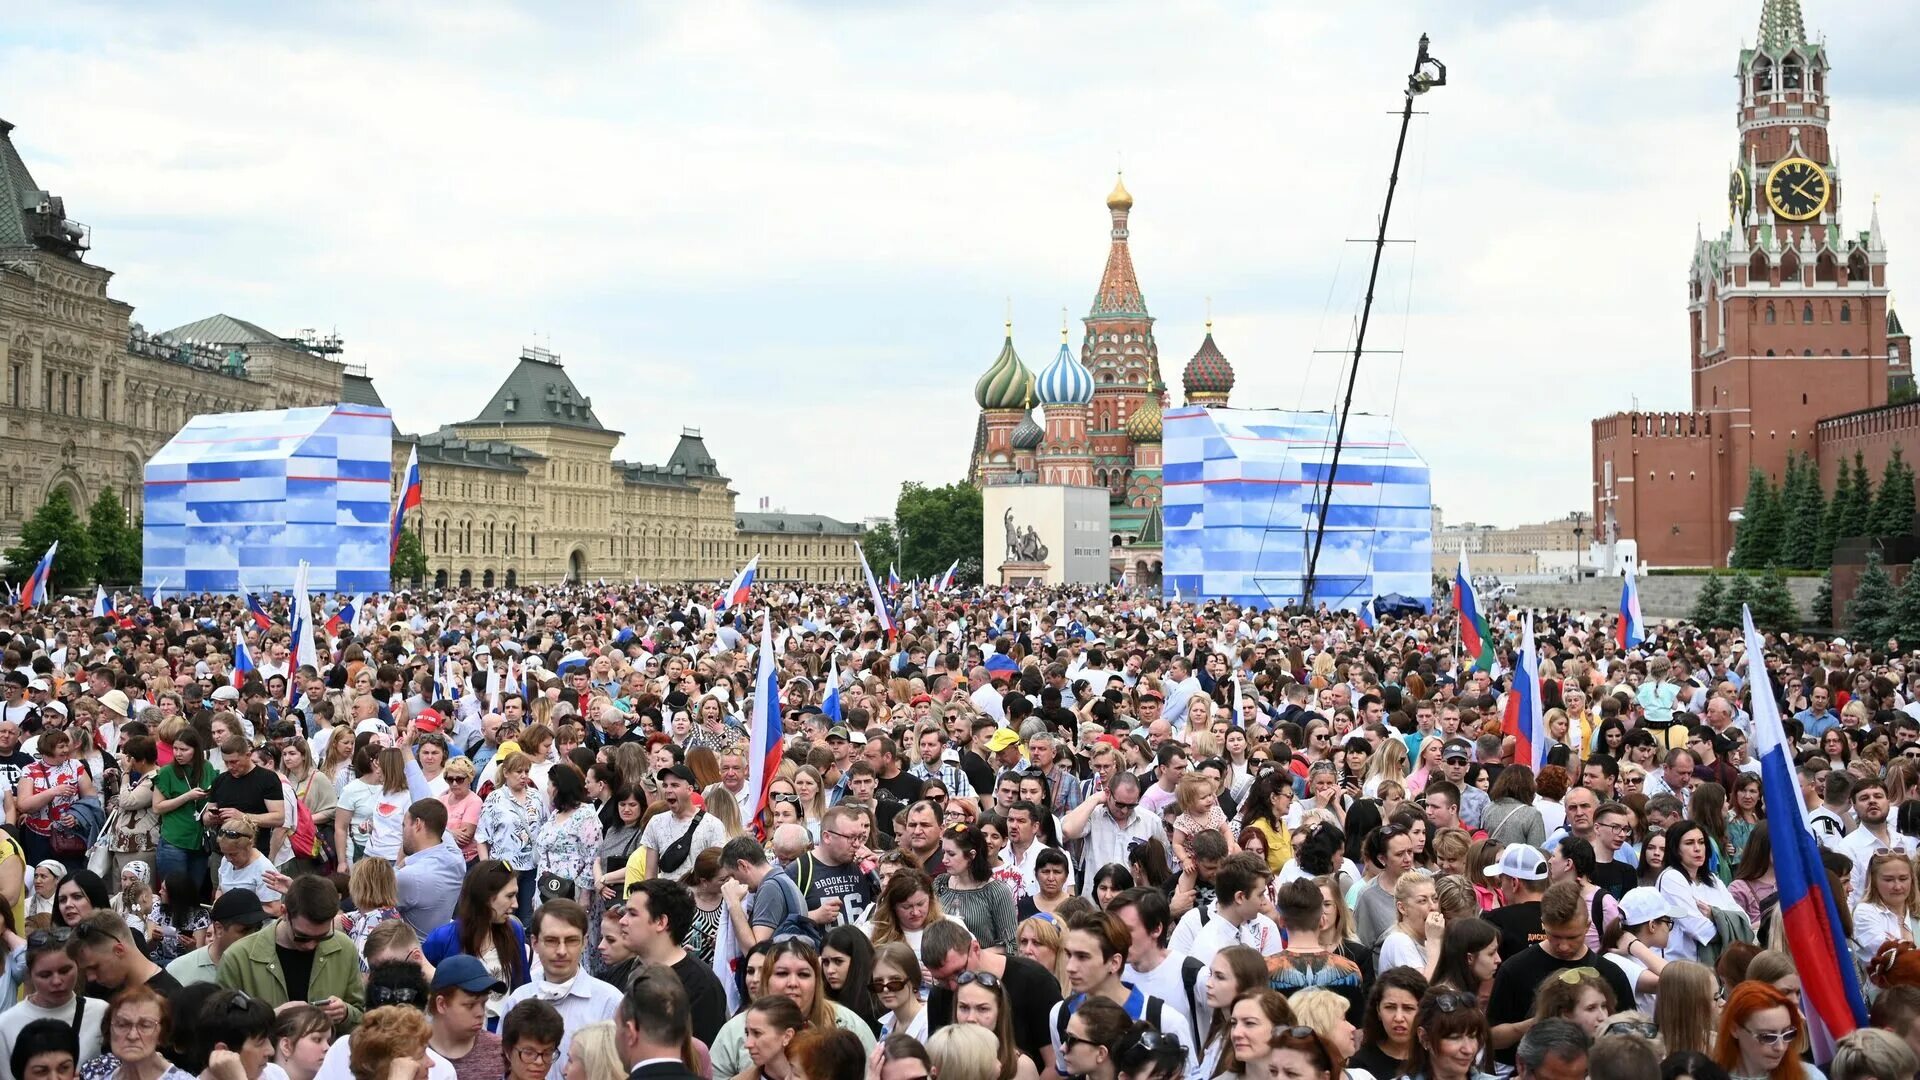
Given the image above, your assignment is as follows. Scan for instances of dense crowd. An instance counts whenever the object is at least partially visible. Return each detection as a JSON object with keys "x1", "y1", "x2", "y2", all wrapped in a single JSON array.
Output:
[{"x1": 3, "y1": 581, "x2": 1920, "y2": 1080}]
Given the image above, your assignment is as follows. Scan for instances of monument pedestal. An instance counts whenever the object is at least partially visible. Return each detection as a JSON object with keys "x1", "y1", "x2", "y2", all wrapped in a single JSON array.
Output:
[{"x1": 999, "y1": 561, "x2": 1049, "y2": 587}]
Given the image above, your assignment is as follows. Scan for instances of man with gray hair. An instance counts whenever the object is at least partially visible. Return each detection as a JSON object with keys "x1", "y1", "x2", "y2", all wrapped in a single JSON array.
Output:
[
  {"x1": 1514, "y1": 1018, "x2": 1590, "y2": 1080},
  {"x1": 1584, "y1": 1033, "x2": 1659, "y2": 1080}
]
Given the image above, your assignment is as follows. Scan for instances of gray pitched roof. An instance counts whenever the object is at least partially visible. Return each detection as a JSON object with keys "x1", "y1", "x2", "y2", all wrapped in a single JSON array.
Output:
[
  {"x1": 0, "y1": 120, "x2": 37, "y2": 249},
  {"x1": 341, "y1": 372, "x2": 385, "y2": 408},
  {"x1": 667, "y1": 431, "x2": 726, "y2": 480},
  {"x1": 734, "y1": 512, "x2": 861, "y2": 535},
  {"x1": 406, "y1": 430, "x2": 540, "y2": 474},
  {"x1": 162, "y1": 314, "x2": 292, "y2": 346},
  {"x1": 465, "y1": 352, "x2": 606, "y2": 431}
]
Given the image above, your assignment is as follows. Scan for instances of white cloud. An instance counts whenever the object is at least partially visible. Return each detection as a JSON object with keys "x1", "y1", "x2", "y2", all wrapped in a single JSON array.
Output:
[{"x1": 3, "y1": 0, "x2": 1916, "y2": 525}]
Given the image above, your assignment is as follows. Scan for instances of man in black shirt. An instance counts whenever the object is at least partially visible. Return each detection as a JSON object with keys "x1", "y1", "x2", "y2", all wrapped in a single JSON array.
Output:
[
  {"x1": 67, "y1": 910, "x2": 186, "y2": 1008},
  {"x1": 621, "y1": 878, "x2": 728, "y2": 1045},
  {"x1": 1587, "y1": 802, "x2": 1640, "y2": 902},
  {"x1": 200, "y1": 735, "x2": 284, "y2": 856},
  {"x1": 1488, "y1": 880, "x2": 1636, "y2": 1068},
  {"x1": 0, "y1": 718, "x2": 34, "y2": 796},
  {"x1": 865, "y1": 734, "x2": 924, "y2": 804},
  {"x1": 1484, "y1": 844, "x2": 1550, "y2": 960},
  {"x1": 921, "y1": 918, "x2": 1061, "y2": 1075}
]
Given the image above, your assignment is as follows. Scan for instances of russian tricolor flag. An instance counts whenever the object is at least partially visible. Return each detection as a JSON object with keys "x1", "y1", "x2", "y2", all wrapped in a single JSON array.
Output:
[
  {"x1": 1356, "y1": 598, "x2": 1375, "y2": 632},
  {"x1": 93, "y1": 585, "x2": 114, "y2": 619},
  {"x1": 324, "y1": 596, "x2": 357, "y2": 637},
  {"x1": 716, "y1": 555, "x2": 758, "y2": 614},
  {"x1": 1745, "y1": 604, "x2": 1866, "y2": 1035},
  {"x1": 1503, "y1": 612, "x2": 1547, "y2": 770},
  {"x1": 21, "y1": 542, "x2": 57, "y2": 608},
  {"x1": 245, "y1": 593, "x2": 272, "y2": 631},
  {"x1": 821, "y1": 659, "x2": 842, "y2": 722},
  {"x1": 746, "y1": 611, "x2": 786, "y2": 837},
  {"x1": 936, "y1": 559, "x2": 959, "y2": 593},
  {"x1": 888, "y1": 563, "x2": 901, "y2": 595},
  {"x1": 232, "y1": 629, "x2": 257, "y2": 689},
  {"x1": 1617, "y1": 575, "x2": 1645, "y2": 650},
  {"x1": 856, "y1": 542, "x2": 896, "y2": 642},
  {"x1": 390, "y1": 445, "x2": 422, "y2": 561},
  {"x1": 1452, "y1": 547, "x2": 1494, "y2": 672}
]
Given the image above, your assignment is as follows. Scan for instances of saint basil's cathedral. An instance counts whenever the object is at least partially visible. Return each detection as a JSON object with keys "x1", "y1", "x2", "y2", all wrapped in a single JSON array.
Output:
[{"x1": 968, "y1": 176, "x2": 1236, "y2": 584}]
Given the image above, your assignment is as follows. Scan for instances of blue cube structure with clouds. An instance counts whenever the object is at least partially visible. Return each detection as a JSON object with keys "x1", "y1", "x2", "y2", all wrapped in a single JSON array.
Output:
[
  {"x1": 142, "y1": 404, "x2": 395, "y2": 595},
  {"x1": 1162, "y1": 406, "x2": 1431, "y2": 610}
]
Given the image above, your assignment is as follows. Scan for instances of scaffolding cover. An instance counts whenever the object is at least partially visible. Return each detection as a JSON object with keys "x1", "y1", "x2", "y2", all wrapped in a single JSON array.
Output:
[
  {"x1": 1161, "y1": 406, "x2": 1432, "y2": 610},
  {"x1": 142, "y1": 404, "x2": 394, "y2": 595}
]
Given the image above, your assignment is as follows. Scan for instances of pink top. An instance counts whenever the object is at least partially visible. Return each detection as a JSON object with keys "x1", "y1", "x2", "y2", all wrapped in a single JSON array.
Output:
[{"x1": 441, "y1": 789, "x2": 484, "y2": 860}]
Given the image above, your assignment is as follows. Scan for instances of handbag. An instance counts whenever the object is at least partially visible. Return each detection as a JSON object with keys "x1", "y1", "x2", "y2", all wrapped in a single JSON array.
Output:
[
  {"x1": 537, "y1": 872, "x2": 577, "y2": 904},
  {"x1": 656, "y1": 811, "x2": 706, "y2": 874},
  {"x1": 87, "y1": 807, "x2": 121, "y2": 876}
]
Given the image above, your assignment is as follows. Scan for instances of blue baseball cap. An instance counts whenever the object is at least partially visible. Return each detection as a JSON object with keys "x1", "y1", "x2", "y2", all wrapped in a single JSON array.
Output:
[{"x1": 431, "y1": 954, "x2": 507, "y2": 995}]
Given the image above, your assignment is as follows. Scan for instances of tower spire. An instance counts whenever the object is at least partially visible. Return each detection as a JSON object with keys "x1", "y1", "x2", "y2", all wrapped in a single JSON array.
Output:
[
  {"x1": 1756, "y1": 0, "x2": 1806, "y2": 51},
  {"x1": 1091, "y1": 175, "x2": 1146, "y2": 317}
]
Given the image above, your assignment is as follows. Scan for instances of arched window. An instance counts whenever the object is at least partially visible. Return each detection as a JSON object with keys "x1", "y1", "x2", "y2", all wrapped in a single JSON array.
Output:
[
  {"x1": 1850, "y1": 250, "x2": 1871, "y2": 283},
  {"x1": 1765, "y1": 303, "x2": 1776, "y2": 325},
  {"x1": 505, "y1": 569, "x2": 517, "y2": 588},
  {"x1": 1803, "y1": 302, "x2": 1814, "y2": 324},
  {"x1": 483, "y1": 570, "x2": 495, "y2": 588},
  {"x1": 1841, "y1": 302, "x2": 1851, "y2": 323},
  {"x1": 1804, "y1": 349, "x2": 1814, "y2": 357},
  {"x1": 1817, "y1": 252, "x2": 1839, "y2": 283},
  {"x1": 1782, "y1": 55, "x2": 1802, "y2": 89},
  {"x1": 459, "y1": 569, "x2": 472, "y2": 587},
  {"x1": 1749, "y1": 251, "x2": 1769, "y2": 285},
  {"x1": 434, "y1": 569, "x2": 449, "y2": 589},
  {"x1": 1752, "y1": 57, "x2": 1772, "y2": 95},
  {"x1": 1767, "y1": 349, "x2": 1776, "y2": 356}
]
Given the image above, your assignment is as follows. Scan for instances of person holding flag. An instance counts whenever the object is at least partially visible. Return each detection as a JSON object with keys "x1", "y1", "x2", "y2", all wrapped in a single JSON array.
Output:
[
  {"x1": 389, "y1": 444, "x2": 422, "y2": 561},
  {"x1": 20, "y1": 541, "x2": 56, "y2": 608},
  {"x1": 1617, "y1": 573, "x2": 1646, "y2": 650},
  {"x1": 1502, "y1": 611, "x2": 1547, "y2": 772},
  {"x1": 1452, "y1": 547, "x2": 1494, "y2": 672},
  {"x1": 716, "y1": 555, "x2": 758, "y2": 614},
  {"x1": 745, "y1": 611, "x2": 785, "y2": 838}
]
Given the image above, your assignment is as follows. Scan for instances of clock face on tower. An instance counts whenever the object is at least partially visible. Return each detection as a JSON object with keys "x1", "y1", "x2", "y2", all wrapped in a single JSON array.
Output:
[{"x1": 1765, "y1": 157, "x2": 1831, "y2": 221}]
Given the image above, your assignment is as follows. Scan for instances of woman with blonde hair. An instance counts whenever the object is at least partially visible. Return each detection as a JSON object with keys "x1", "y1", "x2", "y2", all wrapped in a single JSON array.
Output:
[
  {"x1": 1653, "y1": 960, "x2": 1722, "y2": 1058},
  {"x1": 1016, "y1": 914, "x2": 1070, "y2": 987},
  {"x1": 1853, "y1": 850, "x2": 1920, "y2": 960},
  {"x1": 926, "y1": 1025, "x2": 1000, "y2": 1080},
  {"x1": 700, "y1": 782, "x2": 745, "y2": 838},
  {"x1": 345, "y1": 857, "x2": 402, "y2": 948},
  {"x1": 1285, "y1": 989, "x2": 1362, "y2": 1074},
  {"x1": 792, "y1": 766, "x2": 828, "y2": 836},
  {"x1": 1406, "y1": 736, "x2": 1444, "y2": 796},
  {"x1": 1532, "y1": 966, "x2": 1617, "y2": 1038},
  {"x1": 952, "y1": 952, "x2": 1042, "y2": 1080},
  {"x1": 1362, "y1": 738, "x2": 1410, "y2": 799},
  {"x1": 1830, "y1": 1027, "x2": 1919, "y2": 1080},
  {"x1": 319, "y1": 726, "x2": 356, "y2": 789}
]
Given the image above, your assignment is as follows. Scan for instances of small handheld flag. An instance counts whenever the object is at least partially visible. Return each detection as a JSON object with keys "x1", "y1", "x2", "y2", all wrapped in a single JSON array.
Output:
[
  {"x1": 1502, "y1": 612, "x2": 1547, "y2": 771},
  {"x1": 821, "y1": 659, "x2": 842, "y2": 722},
  {"x1": 232, "y1": 629, "x2": 257, "y2": 688},
  {"x1": 324, "y1": 597, "x2": 357, "y2": 637},
  {"x1": 92, "y1": 585, "x2": 114, "y2": 619},
  {"x1": 287, "y1": 561, "x2": 317, "y2": 705},
  {"x1": 21, "y1": 542, "x2": 57, "y2": 607},
  {"x1": 390, "y1": 446, "x2": 422, "y2": 562},
  {"x1": 1746, "y1": 604, "x2": 1867, "y2": 1036},
  {"x1": 245, "y1": 592, "x2": 272, "y2": 631},
  {"x1": 1452, "y1": 547, "x2": 1495, "y2": 672},
  {"x1": 1617, "y1": 575, "x2": 1645, "y2": 649},
  {"x1": 888, "y1": 563, "x2": 902, "y2": 595},
  {"x1": 936, "y1": 559, "x2": 959, "y2": 593},
  {"x1": 716, "y1": 556, "x2": 759, "y2": 614},
  {"x1": 855, "y1": 543, "x2": 896, "y2": 642},
  {"x1": 1356, "y1": 598, "x2": 1375, "y2": 632}
]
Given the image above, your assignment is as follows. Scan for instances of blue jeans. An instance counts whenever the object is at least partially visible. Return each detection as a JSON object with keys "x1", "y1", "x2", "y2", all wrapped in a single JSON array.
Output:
[{"x1": 155, "y1": 840, "x2": 211, "y2": 902}]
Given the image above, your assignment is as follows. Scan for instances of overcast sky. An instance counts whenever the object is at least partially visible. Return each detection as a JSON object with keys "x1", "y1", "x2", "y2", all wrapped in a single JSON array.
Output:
[{"x1": 5, "y1": 0, "x2": 1916, "y2": 529}]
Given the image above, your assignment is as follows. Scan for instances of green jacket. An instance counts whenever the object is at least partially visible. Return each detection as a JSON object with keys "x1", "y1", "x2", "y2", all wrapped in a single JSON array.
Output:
[{"x1": 215, "y1": 921, "x2": 365, "y2": 1033}]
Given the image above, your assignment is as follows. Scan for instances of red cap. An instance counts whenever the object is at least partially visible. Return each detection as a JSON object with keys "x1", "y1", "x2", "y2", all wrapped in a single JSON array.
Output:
[
  {"x1": 413, "y1": 708, "x2": 445, "y2": 733},
  {"x1": 910, "y1": 694, "x2": 933, "y2": 706}
]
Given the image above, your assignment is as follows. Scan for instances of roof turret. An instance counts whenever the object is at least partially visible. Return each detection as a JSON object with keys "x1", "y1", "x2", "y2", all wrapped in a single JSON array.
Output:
[
  {"x1": 1036, "y1": 323, "x2": 1095, "y2": 406},
  {"x1": 1182, "y1": 320, "x2": 1235, "y2": 404},
  {"x1": 974, "y1": 320, "x2": 1033, "y2": 410},
  {"x1": 1126, "y1": 381, "x2": 1164, "y2": 443}
]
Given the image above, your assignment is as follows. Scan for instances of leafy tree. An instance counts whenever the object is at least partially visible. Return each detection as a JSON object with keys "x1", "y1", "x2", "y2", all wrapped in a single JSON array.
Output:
[
  {"x1": 1820, "y1": 459, "x2": 1854, "y2": 566},
  {"x1": 392, "y1": 528, "x2": 428, "y2": 586},
  {"x1": 2, "y1": 488, "x2": 96, "y2": 594},
  {"x1": 1813, "y1": 569, "x2": 1834, "y2": 626},
  {"x1": 1750, "y1": 571, "x2": 1799, "y2": 632},
  {"x1": 858, "y1": 520, "x2": 899, "y2": 581},
  {"x1": 1781, "y1": 452, "x2": 1827, "y2": 569},
  {"x1": 85, "y1": 489, "x2": 141, "y2": 585},
  {"x1": 1717, "y1": 572, "x2": 1756, "y2": 630},
  {"x1": 1733, "y1": 468, "x2": 1783, "y2": 569},
  {"x1": 1872, "y1": 447, "x2": 1917, "y2": 537},
  {"x1": 893, "y1": 481, "x2": 984, "y2": 584},
  {"x1": 1847, "y1": 552, "x2": 1899, "y2": 644},
  {"x1": 1691, "y1": 573, "x2": 1727, "y2": 628},
  {"x1": 1841, "y1": 451, "x2": 1875, "y2": 541}
]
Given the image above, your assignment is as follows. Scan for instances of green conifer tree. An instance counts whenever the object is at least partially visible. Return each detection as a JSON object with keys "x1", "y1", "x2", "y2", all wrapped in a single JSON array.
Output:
[
  {"x1": 1733, "y1": 468, "x2": 1776, "y2": 569},
  {"x1": 1821, "y1": 458, "x2": 1854, "y2": 567},
  {"x1": 1750, "y1": 571, "x2": 1799, "y2": 632},
  {"x1": 85, "y1": 489, "x2": 141, "y2": 585},
  {"x1": 1814, "y1": 569, "x2": 1834, "y2": 626},
  {"x1": 1894, "y1": 563, "x2": 1920, "y2": 648},
  {"x1": 1848, "y1": 552, "x2": 1899, "y2": 644},
  {"x1": 1691, "y1": 573, "x2": 1727, "y2": 628},
  {"x1": 1782, "y1": 453, "x2": 1827, "y2": 568},
  {"x1": 1842, "y1": 451, "x2": 1875, "y2": 540},
  {"x1": 1718, "y1": 572, "x2": 1756, "y2": 630}
]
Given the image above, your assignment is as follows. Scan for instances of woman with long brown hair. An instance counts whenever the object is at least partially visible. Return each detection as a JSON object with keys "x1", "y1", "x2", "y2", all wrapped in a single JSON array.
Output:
[
  {"x1": 421, "y1": 859, "x2": 529, "y2": 1028},
  {"x1": 708, "y1": 939, "x2": 876, "y2": 1079},
  {"x1": 868, "y1": 868, "x2": 957, "y2": 952}
]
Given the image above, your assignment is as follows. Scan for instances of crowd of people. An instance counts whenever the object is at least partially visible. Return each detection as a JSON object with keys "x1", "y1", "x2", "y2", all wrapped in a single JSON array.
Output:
[{"x1": 4, "y1": 579, "x2": 1920, "y2": 1080}]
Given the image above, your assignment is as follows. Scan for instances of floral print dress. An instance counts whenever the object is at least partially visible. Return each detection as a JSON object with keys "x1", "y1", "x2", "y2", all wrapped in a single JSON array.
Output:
[
  {"x1": 535, "y1": 806, "x2": 604, "y2": 898},
  {"x1": 146, "y1": 900, "x2": 210, "y2": 966},
  {"x1": 476, "y1": 787, "x2": 545, "y2": 871}
]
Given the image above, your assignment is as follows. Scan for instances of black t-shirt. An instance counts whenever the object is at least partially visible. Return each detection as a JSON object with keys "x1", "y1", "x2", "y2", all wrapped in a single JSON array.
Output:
[
  {"x1": 1487, "y1": 943, "x2": 1637, "y2": 1065},
  {"x1": 672, "y1": 951, "x2": 728, "y2": 1045},
  {"x1": 787, "y1": 853, "x2": 877, "y2": 929},
  {"x1": 877, "y1": 770, "x2": 924, "y2": 805},
  {"x1": 1483, "y1": 899, "x2": 1543, "y2": 961},
  {"x1": 1348, "y1": 1043, "x2": 1405, "y2": 1080},
  {"x1": 208, "y1": 766, "x2": 282, "y2": 855},
  {"x1": 277, "y1": 942, "x2": 317, "y2": 1002},
  {"x1": 1590, "y1": 860, "x2": 1637, "y2": 902},
  {"x1": 0, "y1": 749, "x2": 34, "y2": 795},
  {"x1": 958, "y1": 751, "x2": 995, "y2": 799},
  {"x1": 926, "y1": 954, "x2": 1061, "y2": 1066}
]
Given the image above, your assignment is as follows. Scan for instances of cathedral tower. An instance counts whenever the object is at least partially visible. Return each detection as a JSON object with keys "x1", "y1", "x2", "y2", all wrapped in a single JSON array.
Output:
[
  {"x1": 972, "y1": 321, "x2": 1032, "y2": 485},
  {"x1": 1037, "y1": 321, "x2": 1096, "y2": 487},
  {"x1": 1083, "y1": 174, "x2": 1160, "y2": 505}
]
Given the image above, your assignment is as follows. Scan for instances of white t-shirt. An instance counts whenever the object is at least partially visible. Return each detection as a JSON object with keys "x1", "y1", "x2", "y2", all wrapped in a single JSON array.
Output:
[
  {"x1": 314, "y1": 1029, "x2": 456, "y2": 1080},
  {"x1": 1172, "y1": 904, "x2": 1283, "y2": 959},
  {"x1": 1377, "y1": 929, "x2": 1426, "y2": 973},
  {"x1": 0, "y1": 996, "x2": 107, "y2": 1080},
  {"x1": 1604, "y1": 952, "x2": 1658, "y2": 1015}
]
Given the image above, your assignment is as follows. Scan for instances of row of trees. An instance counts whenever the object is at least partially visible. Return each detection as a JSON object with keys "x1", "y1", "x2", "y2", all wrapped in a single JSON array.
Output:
[
  {"x1": 1840, "y1": 553, "x2": 1920, "y2": 648},
  {"x1": 859, "y1": 481, "x2": 984, "y2": 586},
  {"x1": 1, "y1": 489, "x2": 142, "y2": 591},
  {"x1": 1732, "y1": 448, "x2": 1917, "y2": 569},
  {"x1": 1688, "y1": 571, "x2": 1801, "y2": 631}
]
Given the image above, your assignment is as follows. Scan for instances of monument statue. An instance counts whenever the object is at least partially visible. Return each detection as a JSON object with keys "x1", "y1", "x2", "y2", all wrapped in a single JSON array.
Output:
[{"x1": 1002, "y1": 507, "x2": 1049, "y2": 563}]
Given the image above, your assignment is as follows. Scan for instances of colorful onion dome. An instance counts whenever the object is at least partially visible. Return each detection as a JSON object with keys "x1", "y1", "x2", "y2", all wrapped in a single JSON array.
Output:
[
  {"x1": 1037, "y1": 335, "x2": 1095, "y2": 406},
  {"x1": 1126, "y1": 386, "x2": 1163, "y2": 443},
  {"x1": 1183, "y1": 321, "x2": 1235, "y2": 404},
  {"x1": 1107, "y1": 172, "x2": 1133, "y2": 211},
  {"x1": 1011, "y1": 410, "x2": 1044, "y2": 450},
  {"x1": 974, "y1": 322, "x2": 1032, "y2": 410}
]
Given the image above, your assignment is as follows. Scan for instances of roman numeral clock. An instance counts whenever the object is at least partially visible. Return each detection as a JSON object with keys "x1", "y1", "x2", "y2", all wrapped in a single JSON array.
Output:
[{"x1": 1765, "y1": 156, "x2": 1831, "y2": 221}]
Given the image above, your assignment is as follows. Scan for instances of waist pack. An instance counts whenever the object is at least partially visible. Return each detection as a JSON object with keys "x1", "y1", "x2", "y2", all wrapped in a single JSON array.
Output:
[{"x1": 658, "y1": 811, "x2": 707, "y2": 874}]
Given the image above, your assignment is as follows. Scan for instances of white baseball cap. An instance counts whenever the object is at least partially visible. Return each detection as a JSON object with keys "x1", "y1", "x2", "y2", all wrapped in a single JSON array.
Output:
[
  {"x1": 1493, "y1": 844, "x2": 1549, "y2": 882},
  {"x1": 1618, "y1": 886, "x2": 1690, "y2": 926}
]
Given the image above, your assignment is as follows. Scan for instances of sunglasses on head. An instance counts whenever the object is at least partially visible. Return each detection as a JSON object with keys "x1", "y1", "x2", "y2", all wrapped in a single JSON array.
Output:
[{"x1": 955, "y1": 971, "x2": 1003, "y2": 990}]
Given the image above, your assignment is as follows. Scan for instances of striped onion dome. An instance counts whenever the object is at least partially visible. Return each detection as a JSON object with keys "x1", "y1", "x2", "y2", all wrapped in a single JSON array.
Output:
[
  {"x1": 1183, "y1": 323, "x2": 1235, "y2": 404},
  {"x1": 1036, "y1": 341, "x2": 1095, "y2": 406},
  {"x1": 974, "y1": 325, "x2": 1032, "y2": 410},
  {"x1": 1126, "y1": 386, "x2": 1163, "y2": 443},
  {"x1": 1010, "y1": 410, "x2": 1044, "y2": 450}
]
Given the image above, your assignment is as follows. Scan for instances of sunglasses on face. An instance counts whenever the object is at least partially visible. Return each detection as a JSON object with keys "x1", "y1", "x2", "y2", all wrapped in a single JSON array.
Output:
[{"x1": 869, "y1": 977, "x2": 911, "y2": 995}]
